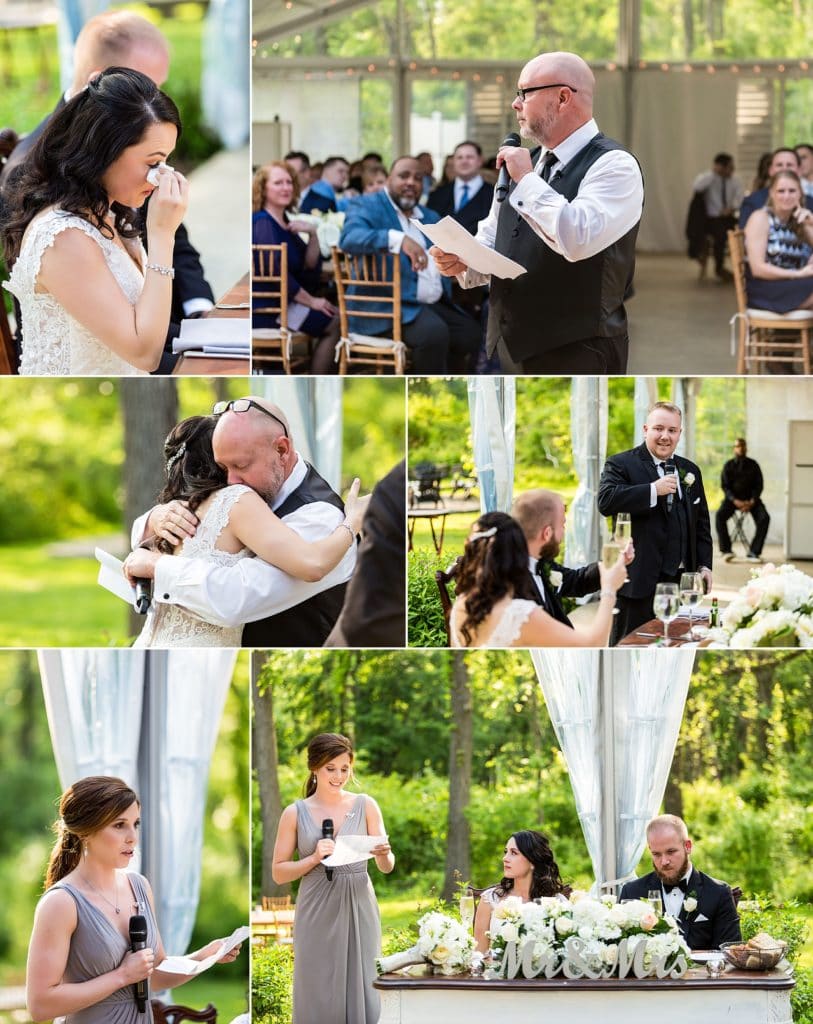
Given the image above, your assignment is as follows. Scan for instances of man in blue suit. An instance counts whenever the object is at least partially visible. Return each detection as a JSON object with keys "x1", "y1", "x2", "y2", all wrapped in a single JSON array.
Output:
[{"x1": 338, "y1": 156, "x2": 480, "y2": 372}]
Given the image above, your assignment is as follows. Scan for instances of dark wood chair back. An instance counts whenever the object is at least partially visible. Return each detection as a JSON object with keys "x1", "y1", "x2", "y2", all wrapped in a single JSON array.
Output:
[{"x1": 151, "y1": 1002, "x2": 216, "y2": 1024}]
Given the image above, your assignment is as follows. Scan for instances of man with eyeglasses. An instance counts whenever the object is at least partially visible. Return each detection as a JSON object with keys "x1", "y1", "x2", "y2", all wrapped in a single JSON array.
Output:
[
  {"x1": 431, "y1": 50, "x2": 644, "y2": 374},
  {"x1": 128, "y1": 397, "x2": 355, "y2": 646}
]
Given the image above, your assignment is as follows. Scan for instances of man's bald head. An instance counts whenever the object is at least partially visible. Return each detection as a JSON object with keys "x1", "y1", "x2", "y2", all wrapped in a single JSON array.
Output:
[
  {"x1": 511, "y1": 488, "x2": 567, "y2": 559},
  {"x1": 212, "y1": 397, "x2": 295, "y2": 501},
  {"x1": 72, "y1": 11, "x2": 170, "y2": 95},
  {"x1": 514, "y1": 51, "x2": 594, "y2": 149}
]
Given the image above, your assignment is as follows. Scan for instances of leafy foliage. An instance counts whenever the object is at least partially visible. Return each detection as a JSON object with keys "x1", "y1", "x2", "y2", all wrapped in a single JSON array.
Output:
[
  {"x1": 407, "y1": 548, "x2": 452, "y2": 648},
  {"x1": 251, "y1": 942, "x2": 294, "y2": 1024}
]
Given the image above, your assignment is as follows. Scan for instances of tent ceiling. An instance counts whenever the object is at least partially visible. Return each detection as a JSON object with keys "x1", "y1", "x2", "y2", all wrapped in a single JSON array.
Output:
[{"x1": 254, "y1": 0, "x2": 377, "y2": 44}]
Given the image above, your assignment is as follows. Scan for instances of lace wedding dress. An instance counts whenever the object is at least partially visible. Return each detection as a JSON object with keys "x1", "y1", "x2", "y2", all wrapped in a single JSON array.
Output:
[
  {"x1": 449, "y1": 598, "x2": 537, "y2": 648},
  {"x1": 4, "y1": 208, "x2": 148, "y2": 376},
  {"x1": 133, "y1": 485, "x2": 253, "y2": 648}
]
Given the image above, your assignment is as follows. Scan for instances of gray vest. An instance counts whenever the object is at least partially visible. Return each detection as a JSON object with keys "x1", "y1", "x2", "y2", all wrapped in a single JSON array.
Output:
[{"x1": 488, "y1": 133, "x2": 641, "y2": 361}]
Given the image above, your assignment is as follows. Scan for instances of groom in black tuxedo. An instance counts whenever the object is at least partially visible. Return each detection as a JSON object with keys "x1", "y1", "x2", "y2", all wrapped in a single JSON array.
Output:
[
  {"x1": 512, "y1": 489, "x2": 601, "y2": 627},
  {"x1": 598, "y1": 401, "x2": 713, "y2": 645},
  {"x1": 619, "y1": 815, "x2": 741, "y2": 950}
]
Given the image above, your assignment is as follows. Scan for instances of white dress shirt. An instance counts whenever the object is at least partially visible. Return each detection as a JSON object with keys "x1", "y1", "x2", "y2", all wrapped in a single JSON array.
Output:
[
  {"x1": 454, "y1": 175, "x2": 484, "y2": 211},
  {"x1": 385, "y1": 194, "x2": 444, "y2": 304},
  {"x1": 648, "y1": 453, "x2": 683, "y2": 508},
  {"x1": 458, "y1": 118, "x2": 644, "y2": 287},
  {"x1": 661, "y1": 864, "x2": 693, "y2": 920},
  {"x1": 130, "y1": 453, "x2": 355, "y2": 628},
  {"x1": 692, "y1": 170, "x2": 745, "y2": 216},
  {"x1": 528, "y1": 555, "x2": 547, "y2": 605}
]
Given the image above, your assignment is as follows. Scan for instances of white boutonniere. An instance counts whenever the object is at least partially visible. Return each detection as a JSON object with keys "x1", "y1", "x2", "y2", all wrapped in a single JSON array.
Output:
[
  {"x1": 683, "y1": 894, "x2": 698, "y2": 913},
  {"x1": 682, "y1": 472, "x2": 696, "y2": 488},
  {"x1": 549, "y1": 570, "x2": 563, "y2": 589}
]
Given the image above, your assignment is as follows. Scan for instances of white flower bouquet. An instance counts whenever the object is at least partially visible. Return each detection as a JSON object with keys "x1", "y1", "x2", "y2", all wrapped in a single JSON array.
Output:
[
  {"x1": 292, "y1": 211, "x2": 346, "y2": 259},
  {"x1": 709, "y1": 563, "x2": 813, "y2": 648},
  {"x1": 376, "y1": 911, "x2": 474, "y2": 976},
  {"x1": 487, "y1": 893, "x2": 689, "y2": 980}
]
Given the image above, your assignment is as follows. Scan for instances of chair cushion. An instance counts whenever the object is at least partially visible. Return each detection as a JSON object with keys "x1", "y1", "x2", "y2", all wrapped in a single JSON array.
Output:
[
  {"x1": 746, "y1": 307, "x2": 813, "y2": 322},
  {"x1": 347, "y1": 332, "x2": 400, "y2": 349}
]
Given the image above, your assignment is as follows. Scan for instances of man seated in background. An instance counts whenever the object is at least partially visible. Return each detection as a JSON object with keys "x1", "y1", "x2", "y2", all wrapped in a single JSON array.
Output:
[
  {"x1": 300, "y1": 155, "x2": 350, "y2": 214},
  {"x1": 689, "y1": 153, "x2": 743, "y2": 281},
  {"x1": 338, "y1": 155, "x2": 480, "y2": 373},
  {"x1": 716, "y1": 437, "x2": 770, "y2": 563}
]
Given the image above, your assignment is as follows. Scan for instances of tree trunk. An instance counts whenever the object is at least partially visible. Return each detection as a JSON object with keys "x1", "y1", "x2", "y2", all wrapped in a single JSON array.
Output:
[
  {"x1": 442, "y1": 651, "x2": 473, "y2": 900},
  {"x1": 120, "y1": 379, "x2": 178, "y2": 638},
  {"x1": 683, "y1": 0, "x2": 694, "y2": 58},
  {"x1": 253, "y1": 655, "x2": 288, "y2": 898}
]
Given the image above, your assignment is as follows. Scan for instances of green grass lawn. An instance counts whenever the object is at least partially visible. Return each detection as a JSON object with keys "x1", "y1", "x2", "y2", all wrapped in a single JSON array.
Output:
[
  {"x1": 176, "y1": 974, "x2": 247, "y2": 1022},
  {"x1": 0, "y1": 542, "x2": 130, "y2": 647}
]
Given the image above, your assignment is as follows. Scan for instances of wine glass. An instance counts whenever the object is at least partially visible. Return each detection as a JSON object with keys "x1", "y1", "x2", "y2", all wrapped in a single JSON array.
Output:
[
  {"x1": 459, "y1": 893, "x2": 475, "y2": 933},
  {"x1": 614, "y1": 514, "x2": 632, "y2": 583},
  {"x1": 653, "y1": 583, "x2": 680, "y2": 646},
  {"x1": 679, "y1": 571, "x2": 704, "y2": 640},
  {"x1": 601, "y1": 540, "x2": 621, "y2": 614},
  {"x1": 647, "y1": 889, "x2": 662, "y2": 912}
]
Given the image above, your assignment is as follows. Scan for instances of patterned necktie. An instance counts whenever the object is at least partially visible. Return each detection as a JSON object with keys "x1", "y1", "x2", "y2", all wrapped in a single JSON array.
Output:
[
  {"x1": 457, "y1": 183, "x2": 470, "y2": 211},
  {"x1": 541, "y1": 151, "x2": 558, "y2": 182}
]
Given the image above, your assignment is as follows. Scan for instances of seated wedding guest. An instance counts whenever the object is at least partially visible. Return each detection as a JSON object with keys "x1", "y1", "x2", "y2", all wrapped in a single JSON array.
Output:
[
  {"x1": 473, "y1": 830, "x2": 569, "y2": 953},
  {"x1": 4, "y1": 68, "x2": 188, "y2": 376},
  {"x1": 283, "y1": 150, "x2": 311, "y2": 196},
  {"x1": 300, "y1": 155, "x2": 350, "y2": 214},
  {"x1": 619, "y1": 814, "x2": 741, "y2": 950},
  {"x1": 449, "y1": 511, "x2": 629, "y2": 648},
  {"x1": 441, "y1": 154, "x2": 455, "y2": 185},
  {"x1": 272, "y1": 733, "x2": 394, "y2": 1024},
  {"x1": 750, "y1": 151, "x2": 772, "y2": 193},
  {"x1": 717, "y1": 438, "x2": 770, "y2": 563},
  {"x1": 689, "y1": 153, "x2": 743, "y2": 281},
  {"x1": 361, "y1": 163, "x2": 388, "y2": 194},
  {"x1": 739, "y1": 148, "x2": 813, "y2": 227},
  {"x1": 796, "y1": 143, "x2": 813, "y2": 197},
  {"x1": 512, "y1": 488, "x2": 632, "y2": 627},
  {"x1": 26, "y1": 776, "x2": 241, "y2": 1024},
  {"x1": 252, "y1": 162, "x2": 339, "y2": 374},
  {"x1": 349, "y1": 152, "x2": 385, "y2": 193},
  {"x1": 338, "y1": 155, "x2": 481, "y2": 373},
  {"x1": 416, "y1": 151, "x2": 436, "y2": 202},
  {"x1": 427, "y1": 141, "x2": 494, "y2": 235},
  {"x1": 743, "y1": 170, "x2": 813, "y2": 313},
  {"x1": 598, "y1": 400, "x2": 712, "y2": 645}
]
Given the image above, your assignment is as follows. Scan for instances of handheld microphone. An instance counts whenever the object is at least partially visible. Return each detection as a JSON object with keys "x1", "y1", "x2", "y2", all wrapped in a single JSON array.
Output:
[
  {"x1": 134, "y1": 579, "x2": 152, "y2": 615},
  {"x1": 322, "y1": 818, "x2": 334, "y2": 882},
  {"x1": 495, "y1": 132, "x2": 521, "y2": 202},
  {"x1": 664, "y1": 459, "x2": 676, "y2": 511},
  {"x1": 128, "y1": 914, "x2": 149, "y2": 1013}
]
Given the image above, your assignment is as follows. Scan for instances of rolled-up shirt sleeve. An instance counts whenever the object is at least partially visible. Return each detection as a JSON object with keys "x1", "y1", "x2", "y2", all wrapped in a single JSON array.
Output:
[
  {"x1": 150, "y1": 502, "x2": 355, "y2": 627},
  {"x1": 507, "y1": 151, "x2": 643, "y2": 262}
]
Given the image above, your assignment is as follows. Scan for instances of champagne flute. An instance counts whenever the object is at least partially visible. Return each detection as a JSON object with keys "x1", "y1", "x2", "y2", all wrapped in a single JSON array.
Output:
[
  {"x1": 647, "y1": 889, "x2": 662, "y2": 912},
  {"x1": 679, "y1": 571, "x2": 703, "y2": 640},
  {"x1": 653, "y1": 582, "x2": 680, "y2": 646},
  {"x1": 459, "y1": 893, "x2": 475, "y2": 933},
  {"x1": 614, "y1": 514, "x2": 632, "y2": 584},
  {"x1": 601, "y1": 540, "x2": 621, "y2": 615}
]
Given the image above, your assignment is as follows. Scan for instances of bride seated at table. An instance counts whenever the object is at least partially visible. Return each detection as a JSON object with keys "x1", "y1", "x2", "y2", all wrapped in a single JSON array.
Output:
[
  {"x1": 449, "y1": 512, "x2": 631, "y2": 648},
  {"x1": 474, "y1": 830, "x2": 570, "y2": 953}
]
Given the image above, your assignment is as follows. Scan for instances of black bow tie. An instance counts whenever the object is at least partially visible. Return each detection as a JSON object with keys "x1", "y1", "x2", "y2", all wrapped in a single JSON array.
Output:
[
  {"x1": 664, "y1": 878, "x2": 690, "y2": 895},
  {"x1": 535, "y1": 559, "x2": 551, "y2": 578}
]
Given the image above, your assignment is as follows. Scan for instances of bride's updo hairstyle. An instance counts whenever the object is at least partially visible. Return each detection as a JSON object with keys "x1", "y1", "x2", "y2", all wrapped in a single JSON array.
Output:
[
  {"x1": 496, "y1": 830, "x2": 567, "y2": 901},
  {"x1": 454, "y1": 511, "x2": 536, "y2": 645},
  {"x1": 157, "y1": 415, "x2": 226, "y2": 554},
  {"x1": 4, "y1": 67, "x2": 182, "y2": 264},
  {"x1": 45, "y1": 776, "x2": 139, "y2": 889},
  {"x1": 304, "y1": 733, "x2": 354, "y2": 797}
]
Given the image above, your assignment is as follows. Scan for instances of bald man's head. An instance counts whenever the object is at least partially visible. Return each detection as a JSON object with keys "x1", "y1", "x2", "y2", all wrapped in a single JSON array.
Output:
[
  {"x1": 514, "y1": 51, "x2": 594, "y2": 148},
  {"x1": 511, "y1": 488, "x2": 567, "y2": 559},
  {"x1": 212, "y1": 397, "x2": 295, "y2": 500},
  {"x1": 72, "y1": 11, "x2": 169, "y2": 95}
]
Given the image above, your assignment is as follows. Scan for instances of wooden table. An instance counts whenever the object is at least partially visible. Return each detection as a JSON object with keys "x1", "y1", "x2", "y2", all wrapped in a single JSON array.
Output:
[
  {"x1": 174, "y1": 275, "x2": 250, "y2": 376},
  {"x1": 375, "y1": 967, "x2": 794, "y2": 1023},
  {"x1": 618, "y1": 614, "x2": 712, "y2": 647},
  {"x1": 250, "y1": 907, "x2": 295, "y2": 945}
]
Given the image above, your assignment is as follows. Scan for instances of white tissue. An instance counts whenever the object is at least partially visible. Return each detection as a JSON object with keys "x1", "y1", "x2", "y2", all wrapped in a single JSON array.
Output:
[{"x1": 146, "y1": 162, "x2": 174, "y2": 186}]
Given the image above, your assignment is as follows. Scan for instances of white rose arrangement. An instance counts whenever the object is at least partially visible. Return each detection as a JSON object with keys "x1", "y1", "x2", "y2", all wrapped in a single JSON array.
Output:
[
  {"x1": 549, "y1": 570, "x2": 563, "y2": 589},
  {"x1": 291, "y1": 211, "x2": 346, "y2": 259},
  {"x1": 683, "y1": 472, "x2": 696, "y2": 487},
  {"x1": 683, "y1": 895, "x2": 698, "y2": 914},
  {"x1": 376, "y1": 911, "x2": 474, "y2": 976},
  {"x1": 709, "y1": 563, "x2": 813, "y2": 648}
]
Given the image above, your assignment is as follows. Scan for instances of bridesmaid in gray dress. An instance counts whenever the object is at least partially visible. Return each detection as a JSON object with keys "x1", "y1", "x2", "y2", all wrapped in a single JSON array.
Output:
[
  {"x1": 272, "y1": 733, "x2": 395, "y2": 1024},
  {"x1": 26, "y1": 776, "x2": 242, "y2": 1024}
]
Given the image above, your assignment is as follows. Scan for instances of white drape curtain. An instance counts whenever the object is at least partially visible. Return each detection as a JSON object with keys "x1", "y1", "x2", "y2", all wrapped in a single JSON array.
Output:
[
  {"x1": 202, "y1": 0, "x2": 250, "y2": 148},
  {"x1": 634, "y1": 377, "x2": 657, "y2": 442},
  {"x1": 566, "y1": 378, "x2": 608, "y2": 567},
  {"x1": 258, "y1": 377, "x2": 343, "y2": 491},
  {"x1": 56, "y1": 0, "x2": 108, "y2": 91},
  {"x1": 37, "y1": 650, "x2": 235, "y2": 957},
  {"x1": 467, "y1": 376, "x2": 515, "y2": 513},
  {"x1": 530, "y1": 649, "x2": 694, "y2": 891}
]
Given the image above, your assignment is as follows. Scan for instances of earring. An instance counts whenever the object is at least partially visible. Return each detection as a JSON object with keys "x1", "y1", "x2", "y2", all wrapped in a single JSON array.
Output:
[{"x1": 83, "y1": 842, "x2": 88, "y2": 858}]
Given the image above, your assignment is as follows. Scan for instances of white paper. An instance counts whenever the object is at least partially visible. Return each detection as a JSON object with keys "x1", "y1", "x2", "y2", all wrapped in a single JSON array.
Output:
[
  {"x1": 158, "y1": 925, "x2": 250, "y2": 976},
  {"x1": 322, "y1": 834, "x2": 387, "y2": 867},
  {"x1": 173, "y1": 318, "x2": 250, "y2": 354},
  {"x1": 95, "y1": 547, "x2": 137, "y2": 604},
  {"x1": 415, "y1": 216, "x2": 527, "y2": 280}
]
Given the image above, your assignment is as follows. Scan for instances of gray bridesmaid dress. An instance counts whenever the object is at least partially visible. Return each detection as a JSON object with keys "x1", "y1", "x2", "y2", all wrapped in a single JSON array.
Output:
[
  {"x1": 50, "y1": 873, "x2": 158, "y2": 1024},
  {"x1": 292, "y1": 794, "x2": 381, "y2": 1024}
]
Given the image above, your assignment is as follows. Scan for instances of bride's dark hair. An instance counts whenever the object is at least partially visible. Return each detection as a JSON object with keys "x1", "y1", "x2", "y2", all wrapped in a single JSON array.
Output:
[
  {"x1": 454, "y1": 511, "x2": 536, "y2": 645},
  {"x1": 157, "y1": 415, "x2": 226, "y2": 554},
  {"x1": 3, "y1": 66, "x2": 182, "y2": 265},
  {"x1": 495, "y1": 830, "x2": 567, "y2": 901}
]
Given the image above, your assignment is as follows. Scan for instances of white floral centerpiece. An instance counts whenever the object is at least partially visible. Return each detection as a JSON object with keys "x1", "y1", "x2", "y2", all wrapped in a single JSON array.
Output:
[
  {"x1": 376, "y1": 911, "x2": 474, "y2": 976},
  {"x1": 292, "y1": 211, "x2": 346, "y2": 259},
  {"x1": 487, "y1": 892, "x2": 689, "y2": 980},
  {"x1": 709, "y1": 563, "x2": 813, "y2": 648}
]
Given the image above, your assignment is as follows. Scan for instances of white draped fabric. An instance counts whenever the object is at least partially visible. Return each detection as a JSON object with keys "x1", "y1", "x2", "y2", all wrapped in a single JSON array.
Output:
[
  {"x1": 566, "y1": 378, "x2": 608, "y2": 567},
  {"x1": 56, "y1": 0, "x2": 108, "y2": 91},
  {"x1": 258, "y1": 377, "x2": 343, "y2": 492},
  {"x1": 203, "y1": 0, "x2": 250, "y2": 148},
  {"x1": 634, "y1": 377, "x2": 657, "y2": 442},
  {"x1": 467, "y1": 376, "x2": 515, "y2": 513},
  {"x1": 530, "y1": 649, "x2": 694, "y2": 891},
  {"x1": 37, "y1": 650, "x2": 235, "y2": 958},
  {"x1": 672, "y1": 378, "x2": 688, "y2": 457}
]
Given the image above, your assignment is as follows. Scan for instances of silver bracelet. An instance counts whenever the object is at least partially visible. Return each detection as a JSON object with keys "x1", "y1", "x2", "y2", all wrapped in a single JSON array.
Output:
[
  {"x1": 600, "y1": 590, "x2": 617, "y2": 599},
  {"x1": 146, "y1": 262, "x2": 175, "y2": 278},
  {"x1": 338, "y1": 520, "x2": 356, "y2": 543}
]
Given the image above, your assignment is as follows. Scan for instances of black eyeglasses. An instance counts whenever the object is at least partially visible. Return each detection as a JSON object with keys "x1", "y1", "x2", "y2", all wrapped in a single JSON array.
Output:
[
  {"x1": 515, "y1": 83, "x2": 579, "y2": 102},
  {"x1": 212, "y1": 399, "x2": 289, "y2": 438}
]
